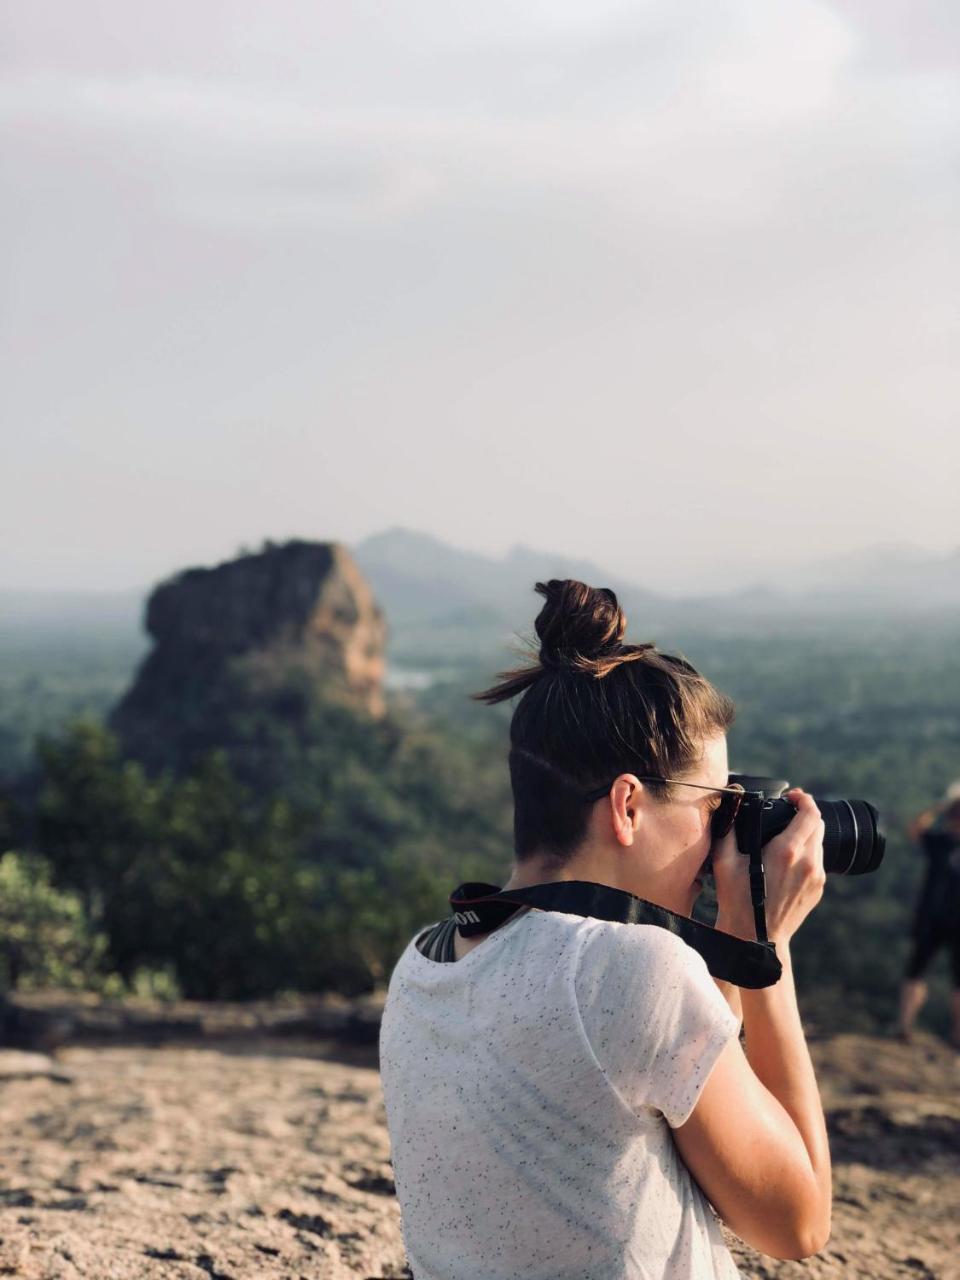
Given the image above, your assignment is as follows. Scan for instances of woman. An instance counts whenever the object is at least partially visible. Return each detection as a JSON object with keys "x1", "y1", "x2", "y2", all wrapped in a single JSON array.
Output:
[{"x1": 380, "y1": 580, "x2": 831, "y2": 1279}]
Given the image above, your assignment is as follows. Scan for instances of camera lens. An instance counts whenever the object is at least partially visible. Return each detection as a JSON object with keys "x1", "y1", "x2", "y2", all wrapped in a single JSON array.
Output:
[
  {"x1": 733, "y1": 776, "x2": 888, "y2": 877},
  {"x1": 818, "y1": 798, "x2": 885, "y2": 875}
]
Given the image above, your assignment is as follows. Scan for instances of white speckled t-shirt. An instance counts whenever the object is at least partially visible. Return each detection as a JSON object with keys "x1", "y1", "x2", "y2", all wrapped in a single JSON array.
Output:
[{"x1": 380, "y1": 909, "x2": 741, "y2": 1280}]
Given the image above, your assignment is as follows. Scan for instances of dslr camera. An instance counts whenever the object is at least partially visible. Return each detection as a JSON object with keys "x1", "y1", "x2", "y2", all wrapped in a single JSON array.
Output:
[{"x1": 730, "y1": 774, "x2": 885, "y2": 876}]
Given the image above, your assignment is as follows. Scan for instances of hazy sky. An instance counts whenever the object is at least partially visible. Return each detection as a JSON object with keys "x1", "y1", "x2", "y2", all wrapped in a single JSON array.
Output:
[{"x1": 2, "y1": 0, "x2": 958, "y2": 594}]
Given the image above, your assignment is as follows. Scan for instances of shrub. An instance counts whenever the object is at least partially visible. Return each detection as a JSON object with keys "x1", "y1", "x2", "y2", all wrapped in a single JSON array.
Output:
[{"x1": 0, "y1": 850, "x2": 109, "y2": 992}]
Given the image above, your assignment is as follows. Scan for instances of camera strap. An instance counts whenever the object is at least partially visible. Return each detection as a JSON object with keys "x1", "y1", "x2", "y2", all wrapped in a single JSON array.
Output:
[
  {"x1": 449, "y1": 880, "x2": 782, "y2": 989},
  {"x1": 735, "y1": 798, "x2": 770, "y2": 945}
]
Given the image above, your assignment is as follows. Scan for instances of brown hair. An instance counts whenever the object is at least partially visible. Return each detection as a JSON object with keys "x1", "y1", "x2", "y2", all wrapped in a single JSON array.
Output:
[{"x1": 474, "y1": 580, "x2": 735, "y2": 862}]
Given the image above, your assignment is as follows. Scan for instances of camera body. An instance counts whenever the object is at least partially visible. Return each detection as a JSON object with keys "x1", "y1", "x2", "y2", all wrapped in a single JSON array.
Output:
[{"x1": 729, "y1": 774, "x2": 885, "y2": 876}]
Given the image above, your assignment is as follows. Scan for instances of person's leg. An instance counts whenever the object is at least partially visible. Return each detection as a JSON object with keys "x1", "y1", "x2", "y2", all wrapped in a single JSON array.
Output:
[
  {"x1": 898, "y1": 979, "x2": 928, "y2": 1041},
  {"x1": 949, "y1": 936, "x2": 960, "y2": 1048},
  {"x1": 899, "y1": 925, "x2": 938, "y2": 1040},
  {"x1": 950, "y1": 990, "x2": 960, "y2": 1049}
]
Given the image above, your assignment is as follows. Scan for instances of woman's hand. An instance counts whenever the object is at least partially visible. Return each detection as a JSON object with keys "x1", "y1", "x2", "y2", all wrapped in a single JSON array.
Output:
[{"x1": 712, "y1": 788, "x2": 826, "y2": 945}]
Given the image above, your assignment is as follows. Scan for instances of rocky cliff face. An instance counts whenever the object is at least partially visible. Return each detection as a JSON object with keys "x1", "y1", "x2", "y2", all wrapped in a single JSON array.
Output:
[{"x1": 111, "y1": 542, "x2": 387, "y2": 771}]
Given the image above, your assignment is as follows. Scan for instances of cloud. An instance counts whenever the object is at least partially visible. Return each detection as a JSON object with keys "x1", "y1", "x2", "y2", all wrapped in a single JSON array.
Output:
[{"x1": 0, "y1": 0, "x2": 867, "y2": 229}]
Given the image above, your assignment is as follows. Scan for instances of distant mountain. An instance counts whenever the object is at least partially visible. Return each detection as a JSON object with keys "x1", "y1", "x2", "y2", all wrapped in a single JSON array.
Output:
[
  {"x1": 750, "y1": 544, "x2": 960, "y2": 610},
  {"x1": 354, "y1": 528, "x2": 960, "y2": 660},
  {"x1": 2, "y1": 534, "x2": 957, "y2": 671},
  {"x1": 352, "y1": 528, "x2": 682, "y2": 661}
]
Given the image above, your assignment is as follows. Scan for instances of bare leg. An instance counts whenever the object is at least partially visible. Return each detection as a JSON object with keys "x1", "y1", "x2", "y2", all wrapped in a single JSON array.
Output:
[
  {"x1": 898, "y1": 979, "x2": 927, "y2": 1041},
  {"x1": 950, "y1": 989, "x2": 960, "y2": 1049}
]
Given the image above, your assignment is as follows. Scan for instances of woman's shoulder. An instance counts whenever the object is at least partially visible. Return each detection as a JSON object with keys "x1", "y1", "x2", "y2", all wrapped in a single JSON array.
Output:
[
  {"x1": 522, "y1": 913, "x2": 716, "y2": 1010},
  {"x1": 567, "y1": 913, "x2": 710, "y2": 973},
  {"x1": 570, "y1": 916, "x2": 738, "y2": 1125}
]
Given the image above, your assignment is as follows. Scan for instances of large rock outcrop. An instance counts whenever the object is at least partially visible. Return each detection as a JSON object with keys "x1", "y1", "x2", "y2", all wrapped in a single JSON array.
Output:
[{"x1": 111, "y1": 541, "x2": 387, "y2": 773}]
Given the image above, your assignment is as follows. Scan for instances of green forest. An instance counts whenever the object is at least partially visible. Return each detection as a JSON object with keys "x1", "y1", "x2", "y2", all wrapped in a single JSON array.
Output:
[{"x1": 2, "y1": 608, "x2": 959, "y2": 1036}]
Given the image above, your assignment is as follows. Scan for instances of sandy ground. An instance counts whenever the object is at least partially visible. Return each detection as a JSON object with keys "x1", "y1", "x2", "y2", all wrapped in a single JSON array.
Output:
[{"x1": 0, "y1": 1027, "x2": 957, "y2": 1280}]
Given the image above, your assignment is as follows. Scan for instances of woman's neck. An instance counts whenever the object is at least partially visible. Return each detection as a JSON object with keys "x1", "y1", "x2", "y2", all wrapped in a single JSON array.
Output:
[{"x1": 502, "y1": 847, "x2": 635, "y2": 896}]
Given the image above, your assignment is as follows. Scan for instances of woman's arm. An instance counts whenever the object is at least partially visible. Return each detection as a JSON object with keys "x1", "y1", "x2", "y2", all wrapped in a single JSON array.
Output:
[
  {"x1": 907, "y1": 807, "x2": 938, "y2": 841},
  {"x1": 674, "y1": 791, "x2": 831, "y2": 1260},
  {"x1": 675, "y1": 948, "x2": 830, "y2": 1258},
  {"x1": 711, "y1": 976, "x2": 742, "y2": 1022}
]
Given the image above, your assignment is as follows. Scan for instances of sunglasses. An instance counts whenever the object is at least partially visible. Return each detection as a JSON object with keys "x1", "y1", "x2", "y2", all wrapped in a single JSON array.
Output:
[{"x1": 581, "y1": 776, "x2": 746, "y2": 839}]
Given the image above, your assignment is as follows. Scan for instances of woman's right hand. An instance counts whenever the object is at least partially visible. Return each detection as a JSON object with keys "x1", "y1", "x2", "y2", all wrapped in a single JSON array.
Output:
[{"x1": 712, "y1": 788, "x2": 826, "y2": 945}]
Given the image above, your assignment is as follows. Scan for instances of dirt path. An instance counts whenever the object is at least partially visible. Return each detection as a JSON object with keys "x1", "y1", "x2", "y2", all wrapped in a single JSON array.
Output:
[{"x1": 0, "y1": 1032, "x2": 956, "y2": 1279}]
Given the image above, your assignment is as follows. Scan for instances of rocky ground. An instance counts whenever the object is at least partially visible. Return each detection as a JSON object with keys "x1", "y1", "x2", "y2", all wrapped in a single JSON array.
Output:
[
  {"x1": 0, "y1": 1009, "x2": 957, "y2": 1279},
  {"x1": 726, "y1": 1033, "x2": 960, "y2": 1280}
]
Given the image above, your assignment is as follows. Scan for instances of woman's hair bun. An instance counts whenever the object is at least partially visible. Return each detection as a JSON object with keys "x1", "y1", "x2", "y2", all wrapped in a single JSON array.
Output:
[
  {"x1": 472, "y1": 577, "x2": 662, "y2": 703},
  {"x1": 534, "y1": 579, "x2": 626, "y2": 668}
]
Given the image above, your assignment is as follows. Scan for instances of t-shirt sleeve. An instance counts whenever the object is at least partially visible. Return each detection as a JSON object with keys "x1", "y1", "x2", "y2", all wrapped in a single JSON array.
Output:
[{"x1": 574, "y1": 921, "x2": 740, "y2": 1128}]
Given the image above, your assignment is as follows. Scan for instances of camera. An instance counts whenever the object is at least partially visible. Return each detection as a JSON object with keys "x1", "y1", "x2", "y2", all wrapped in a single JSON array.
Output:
[{"x1": 730, "y1": 774, "x2": 886, "y2": 876}]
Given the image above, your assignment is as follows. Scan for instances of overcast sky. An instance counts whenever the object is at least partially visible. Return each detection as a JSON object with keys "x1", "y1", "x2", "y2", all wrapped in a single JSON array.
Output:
[{"x1": 2, "y1": 0, "x2": 958, "y2": 595}]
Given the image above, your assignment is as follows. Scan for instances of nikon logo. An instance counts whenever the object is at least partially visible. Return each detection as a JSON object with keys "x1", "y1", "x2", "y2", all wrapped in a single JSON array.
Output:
[{"x1": 453, "y1": 909, "x2": 481, "y2": 926}]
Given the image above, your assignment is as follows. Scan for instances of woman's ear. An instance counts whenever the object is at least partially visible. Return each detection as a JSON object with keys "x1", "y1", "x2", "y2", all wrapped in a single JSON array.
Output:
[{"x1": 610, "y1": 774, "x2": 642, "y2": 847}]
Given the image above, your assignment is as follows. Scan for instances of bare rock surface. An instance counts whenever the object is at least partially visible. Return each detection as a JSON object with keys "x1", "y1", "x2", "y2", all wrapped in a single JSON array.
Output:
[
  {"x1": 111, "y1": 541, "x2": 387, "y2": 770},
  {"x1": 0, "y1": 1052, "x2": 67, "y2": 1082},
  {"x1": 728, "y1": 1032, "x2": 960, "y2": 1280},
  {"x1": 0, "y1": 1028, "x2": 956, "y2": 1279},
  {"x1": 0, "y1": 1039, "x2": 405, "y2": 1280}
]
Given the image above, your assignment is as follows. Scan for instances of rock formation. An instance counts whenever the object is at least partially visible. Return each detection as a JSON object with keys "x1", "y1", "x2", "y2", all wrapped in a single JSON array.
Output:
[{"x1": 111, "y1": 541, "x2": 387, "y2": 772}]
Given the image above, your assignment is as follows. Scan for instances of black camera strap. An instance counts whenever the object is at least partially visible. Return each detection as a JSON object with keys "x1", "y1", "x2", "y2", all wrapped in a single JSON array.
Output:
[
  {"x1": 734, "y1": 798, "x2": 771, "y2": 945},
  {"x1": 449, "y1": 880, "x2": 782, "y2": 989}
]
